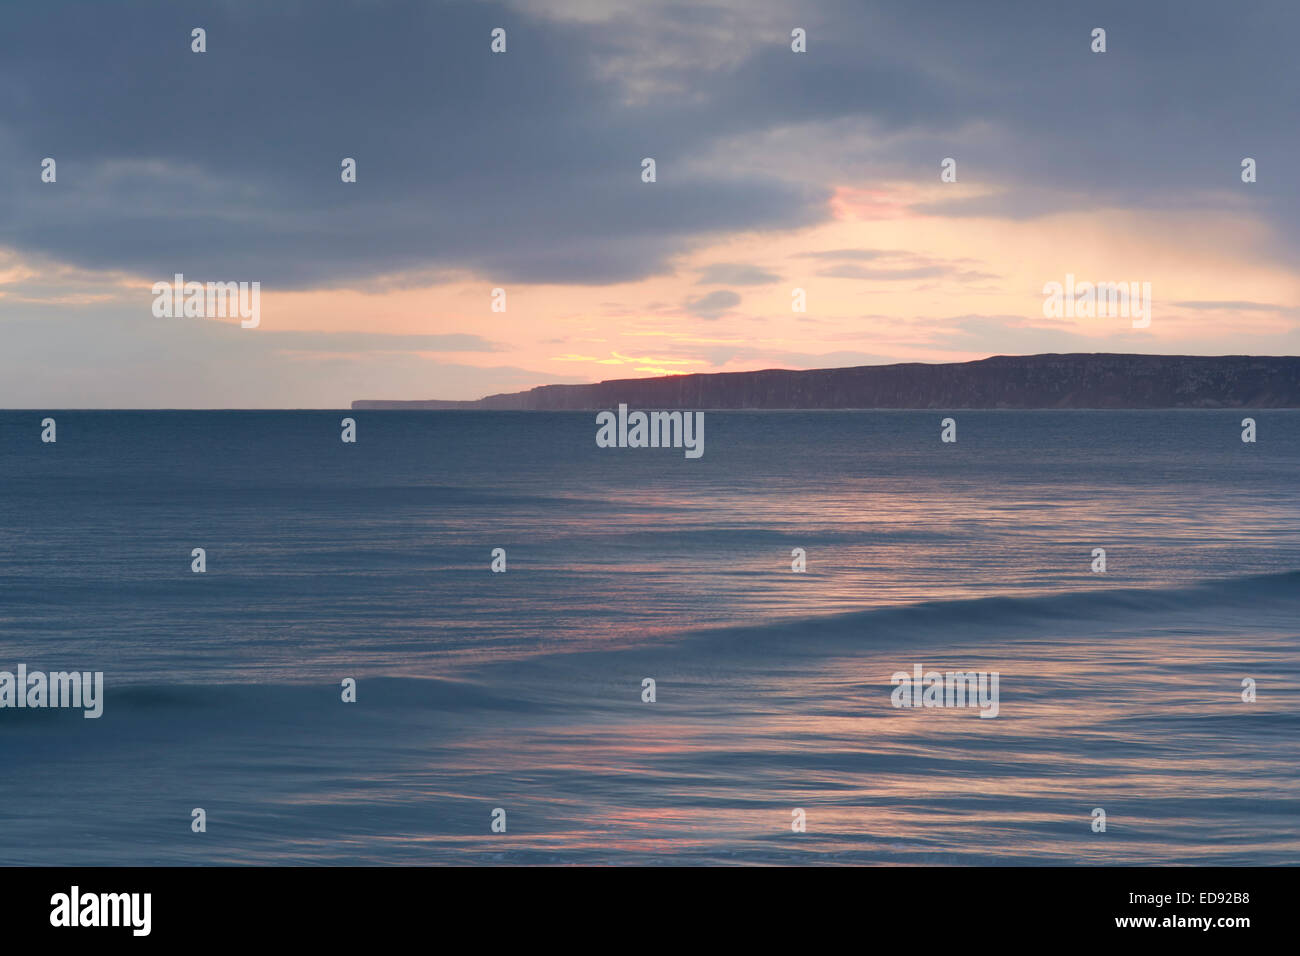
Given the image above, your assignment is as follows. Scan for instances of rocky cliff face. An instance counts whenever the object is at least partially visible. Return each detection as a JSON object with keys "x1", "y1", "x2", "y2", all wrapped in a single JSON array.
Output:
[{"x1": 353, "y1": 354, "x2": 1300, "y2": 410}]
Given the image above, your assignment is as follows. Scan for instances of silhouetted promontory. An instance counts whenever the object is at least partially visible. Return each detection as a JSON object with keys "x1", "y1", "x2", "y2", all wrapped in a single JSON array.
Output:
[{"x1": 352, "y1": 353, "x2": 1300, "y2": 410}]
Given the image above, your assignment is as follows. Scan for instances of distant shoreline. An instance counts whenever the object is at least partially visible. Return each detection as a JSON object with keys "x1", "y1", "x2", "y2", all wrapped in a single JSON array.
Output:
[
  {"x1": 352, "y1": 353, "x2": 1300, "y2": 411},
  {"x1": 4, "y1": 407, "x2": 1300, "y2": 413}
]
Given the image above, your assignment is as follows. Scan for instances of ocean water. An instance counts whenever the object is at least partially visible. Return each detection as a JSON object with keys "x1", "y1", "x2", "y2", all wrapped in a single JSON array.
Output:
[{"x1": 0, "y1": 410, "x2": 1297, "y2": 865}]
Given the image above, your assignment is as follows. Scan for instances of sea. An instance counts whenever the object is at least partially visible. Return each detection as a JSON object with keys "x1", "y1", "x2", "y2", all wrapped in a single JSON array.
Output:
[{"x1": 0, "y1": 409, "x2": 1297, "y2": 865}]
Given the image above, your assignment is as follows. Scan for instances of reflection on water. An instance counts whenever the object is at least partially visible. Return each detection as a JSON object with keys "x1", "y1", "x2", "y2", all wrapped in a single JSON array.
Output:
[{"x1": 0, "y1": 411, "x2": 1296, "y2": 863}]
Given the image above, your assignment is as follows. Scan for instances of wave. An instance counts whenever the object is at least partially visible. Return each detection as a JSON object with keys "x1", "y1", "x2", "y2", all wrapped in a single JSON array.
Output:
[
  {"x1": 661, "y1": 569, "x2": 1300, "y2": 654},
  {"x1": 6, "y1": 571, "x2": 1293, "y2": 722}
]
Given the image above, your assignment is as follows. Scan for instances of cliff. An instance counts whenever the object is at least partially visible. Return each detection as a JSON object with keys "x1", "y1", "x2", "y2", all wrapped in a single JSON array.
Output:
[{"x1": 352, "y1": 353, "x2": 1300, "y2": 410}]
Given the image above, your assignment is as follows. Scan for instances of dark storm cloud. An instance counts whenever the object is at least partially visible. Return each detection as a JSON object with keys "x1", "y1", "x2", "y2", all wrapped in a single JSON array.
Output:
[
  {"x1": 1, "y1": 0, "x2": 1296, "y2": 288},
  {"x1": 0, "y1": 0, "x2": 825, "y2": 288}
]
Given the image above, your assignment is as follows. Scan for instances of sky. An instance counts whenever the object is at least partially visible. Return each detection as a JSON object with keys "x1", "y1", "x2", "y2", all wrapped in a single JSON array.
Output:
[{"x1": 1, "y1": 0, "x2": 1297, "y2": 407}]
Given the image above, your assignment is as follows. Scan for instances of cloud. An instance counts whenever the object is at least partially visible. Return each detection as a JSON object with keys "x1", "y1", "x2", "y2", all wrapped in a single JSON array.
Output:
[
  {"x1": 811, "y1": 248, "x2": 998, "y2": 283},
  {"x1": 257, "y1": 331, "x2": 501, "y2": 353},
  {"x1": 818, "y1": 264, "x2": 950, "y2": 281},
  {"x1": 4, "y1": 0, "x2": 1297, "y2": 293},
  {"x1": 792, "y1": 249, "x2": 901, "y2": 261},
  {"x1": 1173, "y1": 300, "x2": 1283, "y2": 312},
  {"x1": 697, "y1": 263, "x2": 780, "y2": 285},
  {"x1": 0, "y1": 0, "x2": 829, "y2": 290},
  {"x1": 2, "y1": 0, "x2": 1297, "y2": 407},
  {"x1": 684, "y1": 289, "x2": 741, "y2": 318}
]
